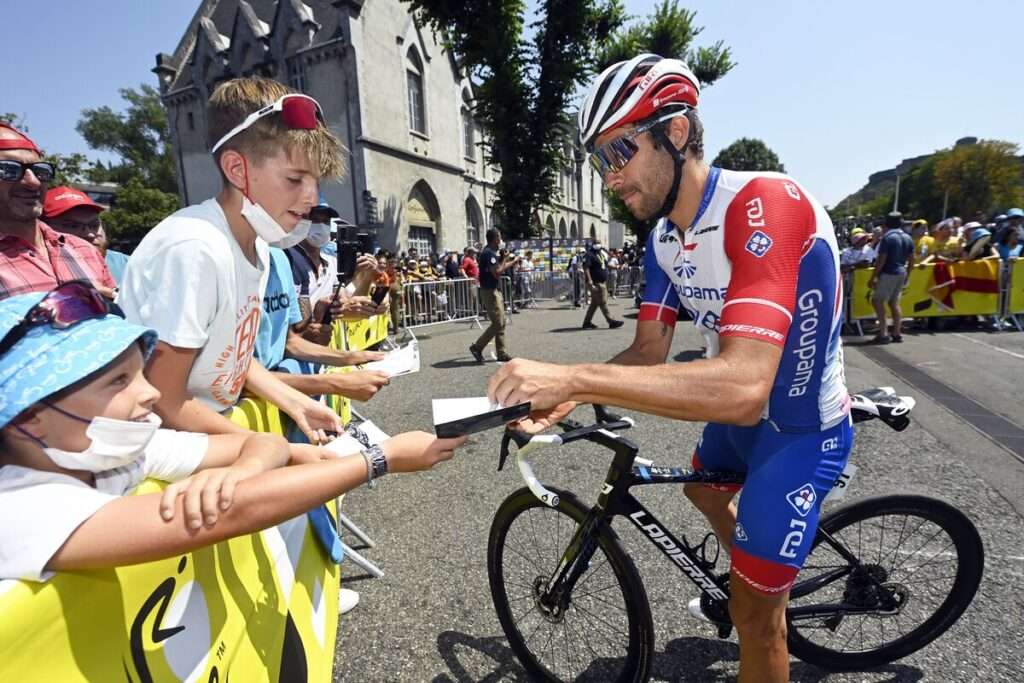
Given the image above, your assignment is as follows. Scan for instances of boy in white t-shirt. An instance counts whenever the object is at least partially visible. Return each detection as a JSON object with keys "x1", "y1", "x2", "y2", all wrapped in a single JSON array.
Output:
[
  {"x1": 0, "y1": 285, "x2": 464, "y2": 582},
  {"x1": 118, "y1": 78, "x2": 347, "y2": 443}
]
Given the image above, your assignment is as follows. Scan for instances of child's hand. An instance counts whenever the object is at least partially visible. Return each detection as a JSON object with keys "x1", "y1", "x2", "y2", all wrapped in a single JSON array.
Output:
[
  {"x1": 382, "y1": 431, "x2": 467, "y2": 473},
  {"x1": 159, "y1": 461, "x2": 262, "y2": 530}
]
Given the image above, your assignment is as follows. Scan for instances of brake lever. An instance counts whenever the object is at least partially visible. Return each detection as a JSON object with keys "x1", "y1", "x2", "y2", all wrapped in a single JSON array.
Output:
[{"x1": 498, "y1": 428, "x2": 531, "y2": 471}]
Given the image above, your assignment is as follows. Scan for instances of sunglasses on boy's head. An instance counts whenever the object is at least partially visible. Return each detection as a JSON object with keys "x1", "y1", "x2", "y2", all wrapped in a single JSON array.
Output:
[
  {"x1": 0, "y1": 160, "x2": 56, "y2": 184},
  {"x1": 0, "y1": 281, "x2": 115, "y2": 356},
  {"x1": 211, "y1": 94, "x2": 326, "y2": 154},
  {"x1": 587, "y1": 110, "x2": 689, "y2": 179}
]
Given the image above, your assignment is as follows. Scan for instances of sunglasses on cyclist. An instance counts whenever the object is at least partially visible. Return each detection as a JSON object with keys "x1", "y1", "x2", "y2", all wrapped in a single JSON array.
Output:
[
  {"x1": 211, "y1": 94, "x2": 326, "y2": 154},
  {"x1": 0, "y1": 160, "x2": 57, "y2": 184},
  {"x1": 588, "y1": 110, "x2": 689, "y2": 179},
  {"x1": 0, "y1": 281, "x2": 114, "y2": 356}
]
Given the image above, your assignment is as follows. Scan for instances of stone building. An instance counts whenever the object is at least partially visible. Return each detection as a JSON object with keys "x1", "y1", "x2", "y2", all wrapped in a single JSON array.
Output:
[{"x1": 153, "y1": 0, "x2": 613, "y2": 255}]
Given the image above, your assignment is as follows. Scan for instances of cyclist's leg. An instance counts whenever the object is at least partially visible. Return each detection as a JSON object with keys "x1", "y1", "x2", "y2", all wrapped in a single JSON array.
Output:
[
  {"x1": 728, "y1": 417, "x2": 853, "y2": 683},
  {"x1": 685, "y1": 422, "x2": 746, "y2": 552}
]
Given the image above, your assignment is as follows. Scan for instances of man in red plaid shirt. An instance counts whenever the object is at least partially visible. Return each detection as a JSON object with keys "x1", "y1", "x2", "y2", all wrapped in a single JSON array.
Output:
[{"x1": 0, "y1": 123, "x2": 116, "y2": 300}]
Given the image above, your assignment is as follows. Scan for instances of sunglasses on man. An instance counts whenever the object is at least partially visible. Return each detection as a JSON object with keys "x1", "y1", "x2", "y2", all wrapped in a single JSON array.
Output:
[
  {"x1": 587, "y1": 110, "x2": 689, "y2": 179},
  {"x1": 0, "y1": 281, "x2": 116, "y2": 356},
  {"x1": 211, "y1": 94, "x2": 326, "y2": 154},
  {"x1": 0, "y1": 160, "x2": 56, "y2": 184}
]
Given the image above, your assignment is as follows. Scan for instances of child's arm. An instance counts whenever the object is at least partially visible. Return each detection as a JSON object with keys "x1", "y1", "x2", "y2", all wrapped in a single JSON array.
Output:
[
  {"x1": 157, "y1": 433, "x2": 292, "y2": 529},
  {"x1": 44, "y1": 432, "x2": 464, "y2": 572}
]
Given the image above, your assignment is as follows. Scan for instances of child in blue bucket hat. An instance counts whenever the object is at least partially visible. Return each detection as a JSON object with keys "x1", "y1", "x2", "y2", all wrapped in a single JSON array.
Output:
[{"x1": 0, "y1": 283, "x2": 464, "y2": 582}]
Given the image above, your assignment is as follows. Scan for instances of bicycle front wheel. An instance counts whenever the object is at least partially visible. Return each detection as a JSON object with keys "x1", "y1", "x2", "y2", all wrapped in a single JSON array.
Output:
[
  {"x1": 488, "y1": 487, "x2": 654, "y2": 683},
  {"x1": 787, "y1": 494, "x2": 984, "y2": 670}
]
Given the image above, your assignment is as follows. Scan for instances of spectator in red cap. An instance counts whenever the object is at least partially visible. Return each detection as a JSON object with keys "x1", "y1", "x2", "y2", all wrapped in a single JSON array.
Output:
[
  {"x1": 0, "y1": 124, "x2": 116, "y2": 299},
  {"x1": 41, "y1": 186, "x2": 130, "y2": 285}
]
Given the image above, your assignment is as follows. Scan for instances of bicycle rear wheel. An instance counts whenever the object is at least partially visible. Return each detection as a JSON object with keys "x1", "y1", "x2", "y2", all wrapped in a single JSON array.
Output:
[
  {"x1": 787, "y1": 494, "x2": 984, "y2": 670},
  {"x1": 488, "y1": 487, "x2": 654, "y2": 682}
]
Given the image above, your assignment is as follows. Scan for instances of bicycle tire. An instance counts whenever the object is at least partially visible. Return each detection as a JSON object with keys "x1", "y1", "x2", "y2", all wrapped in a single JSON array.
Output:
[
  {"x1": 488, "y1": 487, "x2": 655, "y2": 682},
  {"x1": 787, "y1": 494, "x2": 984, "y2": 670}
]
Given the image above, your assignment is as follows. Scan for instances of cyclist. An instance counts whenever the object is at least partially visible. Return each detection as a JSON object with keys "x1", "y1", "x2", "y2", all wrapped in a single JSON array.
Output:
[{"x1": 488, "y1": 53, "x2": 852, "y2": 683}]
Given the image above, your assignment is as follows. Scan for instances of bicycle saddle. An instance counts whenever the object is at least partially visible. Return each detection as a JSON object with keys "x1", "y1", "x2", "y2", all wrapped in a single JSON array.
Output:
[{"x1": 850, "y1": 387, "x2": 916, "y2": 431}]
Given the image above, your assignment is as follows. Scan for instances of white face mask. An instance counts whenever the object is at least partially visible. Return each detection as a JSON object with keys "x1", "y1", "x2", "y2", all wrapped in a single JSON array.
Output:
[
  {"x1": 39, "y1": 413, "x2": 162, "y2": 473},
  {"x1": 240, "y1": 195, "x2": 310, "y2": 248},
  {"x1": 306, "y1": 222, "x2": 332, "y2": 248}
]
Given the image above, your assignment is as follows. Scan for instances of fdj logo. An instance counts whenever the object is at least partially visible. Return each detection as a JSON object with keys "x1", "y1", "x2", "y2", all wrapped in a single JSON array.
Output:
[
  {"x1": 786, "y1": 483, "x2": 817, "y2": 517},
  {"x1": 745, "y1": 231, "x2": 773, "y2": 257}
]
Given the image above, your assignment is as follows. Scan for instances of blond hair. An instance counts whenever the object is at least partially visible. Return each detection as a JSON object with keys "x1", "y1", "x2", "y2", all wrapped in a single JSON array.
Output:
[{"x1": 207, "y1": 77, "x2": 345, "y2": 179}]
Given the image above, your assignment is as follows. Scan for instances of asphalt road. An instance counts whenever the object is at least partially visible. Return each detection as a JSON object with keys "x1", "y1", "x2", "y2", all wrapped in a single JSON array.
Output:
[{"x1": 332, "y1": 298, "x2": 1024, "y2": 682}]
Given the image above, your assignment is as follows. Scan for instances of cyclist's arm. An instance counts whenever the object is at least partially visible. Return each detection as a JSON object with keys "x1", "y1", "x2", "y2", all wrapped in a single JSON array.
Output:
[{"x1": 566, "y1": 335, "x2": 781, "y2": 424}]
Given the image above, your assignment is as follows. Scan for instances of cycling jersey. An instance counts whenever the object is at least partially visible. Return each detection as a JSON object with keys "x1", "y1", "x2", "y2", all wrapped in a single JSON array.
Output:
[{"x1": 640, "y1": 167, "x2": 850, "y2": 432}]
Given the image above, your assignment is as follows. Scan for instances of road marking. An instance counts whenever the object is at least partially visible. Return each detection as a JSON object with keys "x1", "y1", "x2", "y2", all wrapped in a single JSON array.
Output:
[
  {"x1": 951, "y1": 333, "x2": 1024, "y2": 361},
  {"x1": 860, "y1": 346, "x2": 1024, "y2": 465}
]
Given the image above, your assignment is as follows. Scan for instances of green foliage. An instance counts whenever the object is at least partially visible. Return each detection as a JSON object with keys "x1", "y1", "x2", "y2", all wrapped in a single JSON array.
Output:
[
  {"x1": 100, "y1": 178, "x2": 179, "y2": 243},
  {"x1": 0, "y1": 112, "x2": 28, "y2": 130},
  {"x1": 934, "y1": 140, "x2": 1024, "y2": 219},
  {"x1": 76, "y1": 85, "x2": 178, "y2": 194},
  {"x1": 596, "y1": 1, "x2": 734, "y2": 87},
  {"x1": 599, "y1": 1, "x2": 735, "y2": 243},
  {"x1": 407, "y1": 0, "x2": 625, "y2": 238},
  {"x1": 712, "y1": 137, "x2": 785, "y2": 173}
]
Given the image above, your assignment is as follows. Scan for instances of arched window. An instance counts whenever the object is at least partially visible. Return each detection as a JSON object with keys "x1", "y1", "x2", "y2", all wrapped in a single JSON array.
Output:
[
  {"x1": 465, "y1": 196, "x2": 482, "y2": 246},
  {"x1": 590, "y1": 224, "x2": 597, "y2": 241},
  {"x1": 570, "y1": 221, "x2": 578, "y2": 239},
  {"x1": 406, "y1": 48, "x2": 426, "y2": 134},
  {"x1": 545, "y1": 215, "x2": 556, "y2": 236},
  {"x1": 558, "y1": 217, "x2": 567, "y2": 238}
]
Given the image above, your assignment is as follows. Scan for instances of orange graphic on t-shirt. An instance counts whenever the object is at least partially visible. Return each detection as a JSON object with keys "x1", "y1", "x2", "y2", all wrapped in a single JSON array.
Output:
[{"x1": 226, "y1": 306, "x2": 262, "y2": 398}]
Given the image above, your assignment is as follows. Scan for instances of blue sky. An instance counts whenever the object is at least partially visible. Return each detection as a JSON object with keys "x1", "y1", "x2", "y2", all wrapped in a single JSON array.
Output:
[{"x1": 5, "y1": 1, "x2": 1022, "y2": 207}]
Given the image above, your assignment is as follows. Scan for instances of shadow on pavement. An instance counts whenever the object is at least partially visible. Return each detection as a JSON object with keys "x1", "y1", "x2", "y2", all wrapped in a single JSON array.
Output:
[
  {"x1": 431, "y1": 631, "x2": 529, "y2": 683},
  {"x1": 433, "y1": 358, "x2": 488, "y2": 369},
  {"x1": 429, "y1": 629, "x2": 925, "y2": 682}
]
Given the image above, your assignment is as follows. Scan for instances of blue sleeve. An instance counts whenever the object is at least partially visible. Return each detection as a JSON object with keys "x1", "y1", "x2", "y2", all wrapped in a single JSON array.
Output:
[{"x1": 638, "y1": 226, "x2": 681, "y2": 325}]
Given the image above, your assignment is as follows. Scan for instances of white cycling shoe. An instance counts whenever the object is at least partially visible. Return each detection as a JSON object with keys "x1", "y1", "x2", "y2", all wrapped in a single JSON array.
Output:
[
  {"x1": 339, "y1": 588, "x2": 360, "y2": 615},
  {"x1": 687, "y1": 596, "x2": 712, "y2": 623}
]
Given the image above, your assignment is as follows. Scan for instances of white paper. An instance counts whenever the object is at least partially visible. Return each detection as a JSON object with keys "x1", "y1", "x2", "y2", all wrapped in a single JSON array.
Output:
[
  {"x1": 323, "y1": 419, "x2": 391, "y2": 456},
  {"x1": 361, "y1": 342, "x2": 420, "y2": 377},
  {"x1": 432, "y1": 397, "x2": 504, "y2": 426}
]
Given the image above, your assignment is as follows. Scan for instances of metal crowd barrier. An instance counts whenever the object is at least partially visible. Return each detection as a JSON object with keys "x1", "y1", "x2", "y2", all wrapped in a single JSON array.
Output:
[
  {"x1": 611, "y1": 266, "x2": 643, "y2": 298},
  {"x1": 400, "y1": 277, "x2": 482, "y2": 329}
]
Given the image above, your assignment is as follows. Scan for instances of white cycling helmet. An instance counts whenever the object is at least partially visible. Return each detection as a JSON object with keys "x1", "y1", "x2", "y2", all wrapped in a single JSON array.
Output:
[{"x1": 578, "y1": 53, "x2": 700, "y2": 152}]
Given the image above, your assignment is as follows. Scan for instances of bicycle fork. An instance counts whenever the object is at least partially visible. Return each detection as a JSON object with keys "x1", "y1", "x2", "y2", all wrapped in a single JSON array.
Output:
[{"x1": 538, "y1": 514, "x2": 605, "y2": 617}]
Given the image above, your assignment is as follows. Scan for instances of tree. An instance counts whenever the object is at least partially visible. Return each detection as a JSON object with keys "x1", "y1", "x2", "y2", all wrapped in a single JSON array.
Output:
[
  {"x1": 712, "y1": 137, "x2": 785, "y2": 173},
  {"x1": 76, "y1": 85, "x2": 178, "y2": 194},
  {"x1": 934, "y1": 140, "x2": 1023, "y2": 219},
  {"x1": 599, "y1": 2, "x2": 735, "y2": 244},
  {"x1": 100, "y1": 178, "x2": 180, "y2": 244}
]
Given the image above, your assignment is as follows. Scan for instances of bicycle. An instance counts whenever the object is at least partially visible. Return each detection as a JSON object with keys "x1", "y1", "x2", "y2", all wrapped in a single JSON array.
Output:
[{"x1": 487, "y1": 388, "x2": 984, "y2": 682}]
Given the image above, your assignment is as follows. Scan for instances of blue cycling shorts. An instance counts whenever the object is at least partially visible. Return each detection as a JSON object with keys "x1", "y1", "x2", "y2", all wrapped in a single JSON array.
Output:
[{"x1": 692, "y1": 415, "x2": 853, "y2": 594}]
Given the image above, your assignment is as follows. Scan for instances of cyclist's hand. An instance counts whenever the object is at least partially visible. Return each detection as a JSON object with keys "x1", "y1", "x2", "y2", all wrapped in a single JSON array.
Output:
[
  {"x1": 512, "y1": 401, "x2": 579, "y2": 434},
  {"x1": 488, "y1": 358, "x2": 572, "y2": 411}
]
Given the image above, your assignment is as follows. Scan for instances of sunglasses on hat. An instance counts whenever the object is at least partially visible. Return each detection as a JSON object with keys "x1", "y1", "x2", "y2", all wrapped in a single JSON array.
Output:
[
  {"x1": 0, "y1": 281, "x2": 116, "y2": 356},
  {"x1": 0, "y1": 160, "x2": 56, "y2": 184},
  {"x1": 588, "y1": 110, "x2": 688, "y2": 179},
  {"x1": 211, "y1": 94, "x2": 325, "y2": 154}
]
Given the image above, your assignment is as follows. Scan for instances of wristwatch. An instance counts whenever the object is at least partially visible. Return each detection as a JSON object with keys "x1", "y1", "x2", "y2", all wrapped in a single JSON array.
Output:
[{"x1": 360, "y1": 445, "x2": 388, "y2": 489}]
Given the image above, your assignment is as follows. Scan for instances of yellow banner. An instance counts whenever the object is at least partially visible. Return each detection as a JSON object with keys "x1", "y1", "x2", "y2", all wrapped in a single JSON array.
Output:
[
  {"x1": 0, "y1": 480, "x2": 339, "y2": 682},
  {"x1": 1008, "y1": 259, "x2": 1024, "y2": 315},
  {"x1": 850, "y1": 261, "x2": 1001, "y2": 319}
]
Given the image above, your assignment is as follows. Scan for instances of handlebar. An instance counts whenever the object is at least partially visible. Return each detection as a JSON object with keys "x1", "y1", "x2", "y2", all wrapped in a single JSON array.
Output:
[{"x1": 498, "y1": 405, "x2": 637, "y2": 507}]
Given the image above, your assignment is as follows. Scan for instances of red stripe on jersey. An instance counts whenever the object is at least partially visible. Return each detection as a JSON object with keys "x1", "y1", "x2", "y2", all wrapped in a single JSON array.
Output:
[
  {"x1": 731, "y1": 545, "x2": 800, "y2": 595},
  {"x1": 638, "y1": 302, "x2": 678, "y2": 326},
  {"x1": 719, "y1": 301, "x2": 791, "y2": 347},
  {"x1": 721, "y1": 177, "x2": 815, "y2": 346}
]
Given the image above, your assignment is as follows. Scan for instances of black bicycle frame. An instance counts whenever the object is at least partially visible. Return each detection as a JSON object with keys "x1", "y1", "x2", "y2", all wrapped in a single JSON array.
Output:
[{"x1": 538, "y1": 423, "x2": 895, "y2": 617}]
